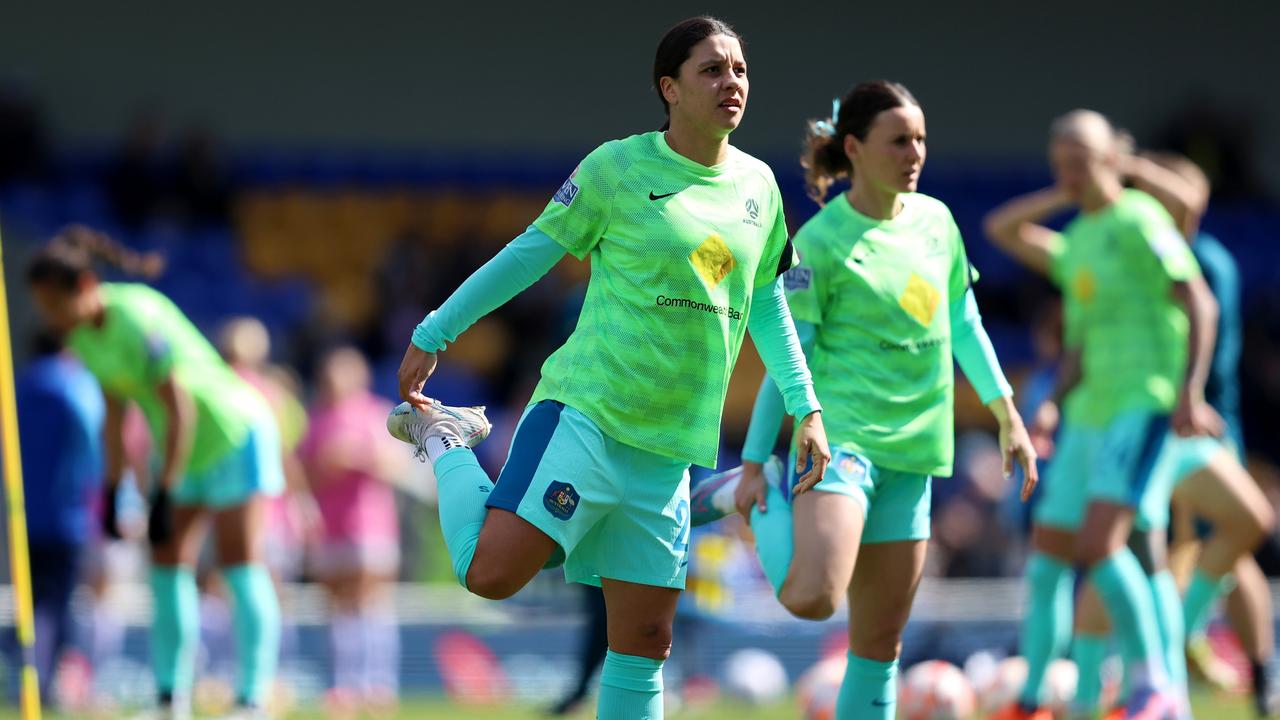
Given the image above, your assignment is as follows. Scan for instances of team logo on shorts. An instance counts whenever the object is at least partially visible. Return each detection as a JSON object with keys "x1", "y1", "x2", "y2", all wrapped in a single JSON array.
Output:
[
  {"x1": 544, "y1": 481, "x2": 580, "y2": 520},
  {"x1": 838, "y1": 454, "x2": 868, "y2": 481}
]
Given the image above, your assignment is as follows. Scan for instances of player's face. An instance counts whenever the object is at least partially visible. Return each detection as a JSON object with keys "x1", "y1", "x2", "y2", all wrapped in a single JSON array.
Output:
[
  {"x1": 846, "y1": 105, "x2": 926, "y2": 194},
  {"x1": 665, "y1": 35, "x2": 748, "y2": 136},
  {"x1": 30, "y1": 280, "x2": 94, "y2": 334},
  {"x1": 1050, "y1": 138, "x2": 1111, "y2": 204}
]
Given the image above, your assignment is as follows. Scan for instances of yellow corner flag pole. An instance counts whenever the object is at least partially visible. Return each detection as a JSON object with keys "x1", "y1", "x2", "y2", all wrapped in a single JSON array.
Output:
[{"x1": 0, "y1": 226, "x2": 43, "y2": 720}]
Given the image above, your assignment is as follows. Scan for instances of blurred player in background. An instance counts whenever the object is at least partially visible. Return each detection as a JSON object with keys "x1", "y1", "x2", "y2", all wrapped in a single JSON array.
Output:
[
  {"x1": 299, "y1": 346, "x2": 406, "y2": 715},
  {"x1": 1135, "y1": 151, "x2": 1278, "y2": 716},
  {"x1": 390, "y1": 16, "x2": 829, "y2": 719},
  {"x1": 26, "y1": 225, "x2": 284, "y2": 720},
  {"x1": 219, "y1": 316, "x2": 319, "y2": 586},
  {"x1": 985, "y1": 110, "x2": 1230, "y2": 718},
  {"x1": 689, "y1": 80, "x2": 1037, "y2": 720},
  {"x1": 10, "y1": 330, "x2": 103, "y2": 706}
]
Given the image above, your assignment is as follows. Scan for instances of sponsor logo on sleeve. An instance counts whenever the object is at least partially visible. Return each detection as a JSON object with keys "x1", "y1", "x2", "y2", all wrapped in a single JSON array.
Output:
[
  {"x1": 784, "y1": 266, "x2": 812, "y2": 292},
  {"x1": 552, "y1": 176, "x2": 580, "y2": 207}
]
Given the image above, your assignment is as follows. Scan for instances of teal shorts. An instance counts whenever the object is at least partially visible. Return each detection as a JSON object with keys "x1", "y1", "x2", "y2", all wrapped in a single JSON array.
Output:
[
  {"x1": 1135, "y1": 434, "x2": 1238, "y2": 532},
  {"x1": 788, "y1": 446, "x2": 931, "y2": 544},
  {"x1": 486, "y1": 401, "x2": 691, "y2": 589},
  {"x1": 172, "y1": 410, "x2": 285, "y2": 509},
  {"x1": 1087, "y1": 410, "x2": 1171, "y2": 519},
  {"x1": 1032, "y1": 421, "x2": 1097, "y2": 532}
]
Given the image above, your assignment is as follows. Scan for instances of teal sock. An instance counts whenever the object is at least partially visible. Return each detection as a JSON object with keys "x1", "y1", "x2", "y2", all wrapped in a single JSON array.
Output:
[
  {"x1": 835, "y1": 652, "x2": 897, "y2": 720},
  {"x1": 1088, "y1": 549, "x2": 1167, "y2": 688},
  {"x1": 435, "y1": 448, "x2": 495, "y2": 590},
  {"x1": 598, "y1": 650, "x2": 663, "y2": 720},
  {"x1": 1018, "y1": 553, "x2": 1075, "y2": 707},
  {"x1": 1183, "y1": 568, "x2": 1232, "y2": 639},
  {"x1": 749, "y1": 481, "x2": 793, "y2": 594},
  {"x1": 149, "y1": 566, "x2": 199, "y2": 697},
  {"x1": 1151, "y1": 570, "x2": 1188, "y2": 690},
  {"x1": 223, "y1": 563, "x2": 281, "y2": 706},
  {"x1": 1071, "y1": 633, "x2": 1109, "y2": 714}
]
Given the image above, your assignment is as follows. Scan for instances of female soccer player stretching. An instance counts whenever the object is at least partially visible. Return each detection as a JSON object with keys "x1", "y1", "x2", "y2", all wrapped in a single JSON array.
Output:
[
  {"x1": 690, "y1": 80, "x2": 1038, "y2": 720},
  {"x1": 985, "y1": 110, "x2": 1224, "y2": 718},
  {"x1": 27, "y1": 226, "x2": 283, "y2": 720},
  {"x1": 390, "y1": 16, "x2": 829, "y2": 719}
]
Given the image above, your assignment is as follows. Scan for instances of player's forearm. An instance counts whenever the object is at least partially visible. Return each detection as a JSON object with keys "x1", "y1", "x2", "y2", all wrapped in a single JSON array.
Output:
[
  {"x1": 156, "y1": 377, "x2": 196, "y2": 492},
  {"x1": 985, "y1": 187, "x2": 1069, "y2": 234},
  {"x1": 950, "y1": 289, "x2": 1012, "y2": 404},
  {"x1": 1050, "y1": 346, "x2": 1083, "y2": 406},
  {"x1": 742, "y1": 376, "x2": 787, "y2": 464},
  {"x1": 747, "y1": 280, "x2": 820, "y2": 419},
  {"x1": 1123, "y1": 155, "x2": 1208, "y2": 234},
  {"x1": 1176, "y1": 277, "x2": 1219, "y2": 401},
  {"x1": 986, "y1": 394, "x2": 1021, "y2": 432},
  {"x1": 412, "y1": 225, "x2": 566, "y2": 352},
  {"x1": 103, "y1": 393, "x2": 126, "y2": 487},
  {"x1": 982, "y1": 188, "x2": 1069, "y2": 275}
]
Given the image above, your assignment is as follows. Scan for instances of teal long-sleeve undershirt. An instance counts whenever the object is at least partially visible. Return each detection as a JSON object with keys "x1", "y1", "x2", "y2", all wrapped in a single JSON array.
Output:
[
  {"x1": 741, "y1": 288, "x2": 1011, "y2": 464},
  {"x1": 412, "y1": 229, "x2": 821, "y2": 424},
  {"x1": 747, "y1": 277, "x2": 821, "y2": 421},
  {"x1": 412, "y1": 226, "x2": 564, "y2": 353}
]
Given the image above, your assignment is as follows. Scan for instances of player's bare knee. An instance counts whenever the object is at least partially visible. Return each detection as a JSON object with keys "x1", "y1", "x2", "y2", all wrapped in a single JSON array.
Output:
[
  {"x1": 464, "y1": 566, "x2": 522, "y2": 600},
  {"x1": 852, "y1": 629, "x2": 903, "y2": 663},
  {"x1": 614, "y1": 621, "x2": 673, "y2": 660},
  {"x1": 1231, "y1": 512, "x2": 1270, "y2": 552},
  {"x1": 779, "y1": 586, "x2": 837, "y2": 620}
]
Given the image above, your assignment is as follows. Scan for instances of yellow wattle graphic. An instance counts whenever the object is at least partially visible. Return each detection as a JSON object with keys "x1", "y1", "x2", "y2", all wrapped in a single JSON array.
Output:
[
  {"x1": 899, "y1": 272, "x2": 941, "y2": 327},
  {"x1": 690, "y1": 234, "x2": 737, "y2": 289}
]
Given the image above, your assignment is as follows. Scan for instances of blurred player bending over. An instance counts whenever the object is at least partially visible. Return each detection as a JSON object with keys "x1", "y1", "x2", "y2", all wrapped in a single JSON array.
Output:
[{"x1": 27, "y1": 226, "x2": 284, "y2": 720}]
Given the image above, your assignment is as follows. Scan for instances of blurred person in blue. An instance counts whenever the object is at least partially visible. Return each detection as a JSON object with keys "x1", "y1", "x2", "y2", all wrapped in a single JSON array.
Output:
[{"x1": 11, "y1": 330, "x2": 104, "y2": 704}]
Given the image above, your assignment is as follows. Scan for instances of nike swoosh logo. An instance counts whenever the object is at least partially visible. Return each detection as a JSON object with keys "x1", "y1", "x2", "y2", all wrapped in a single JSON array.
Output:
[
  {"x1": 649, "y1": 191, "x2": 679, "y2": 201},
  {"x1": 871, "y1": 699, "x2": 893, "y2": 706}
]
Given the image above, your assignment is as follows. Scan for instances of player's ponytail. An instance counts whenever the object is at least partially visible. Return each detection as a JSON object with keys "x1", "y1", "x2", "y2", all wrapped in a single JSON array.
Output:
[
  {"x1": 801, "y1": 80, "x2": 920, "y2": 205},
  {"x1": 27, "y1": 224, "x2": 165, "y2": 290},
  {"x1": 653, "y1": 16, "x2": 743, "y2": 131},
  {"x1": 801, "y1": 113, "x2": 852, "y2": 205}
]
